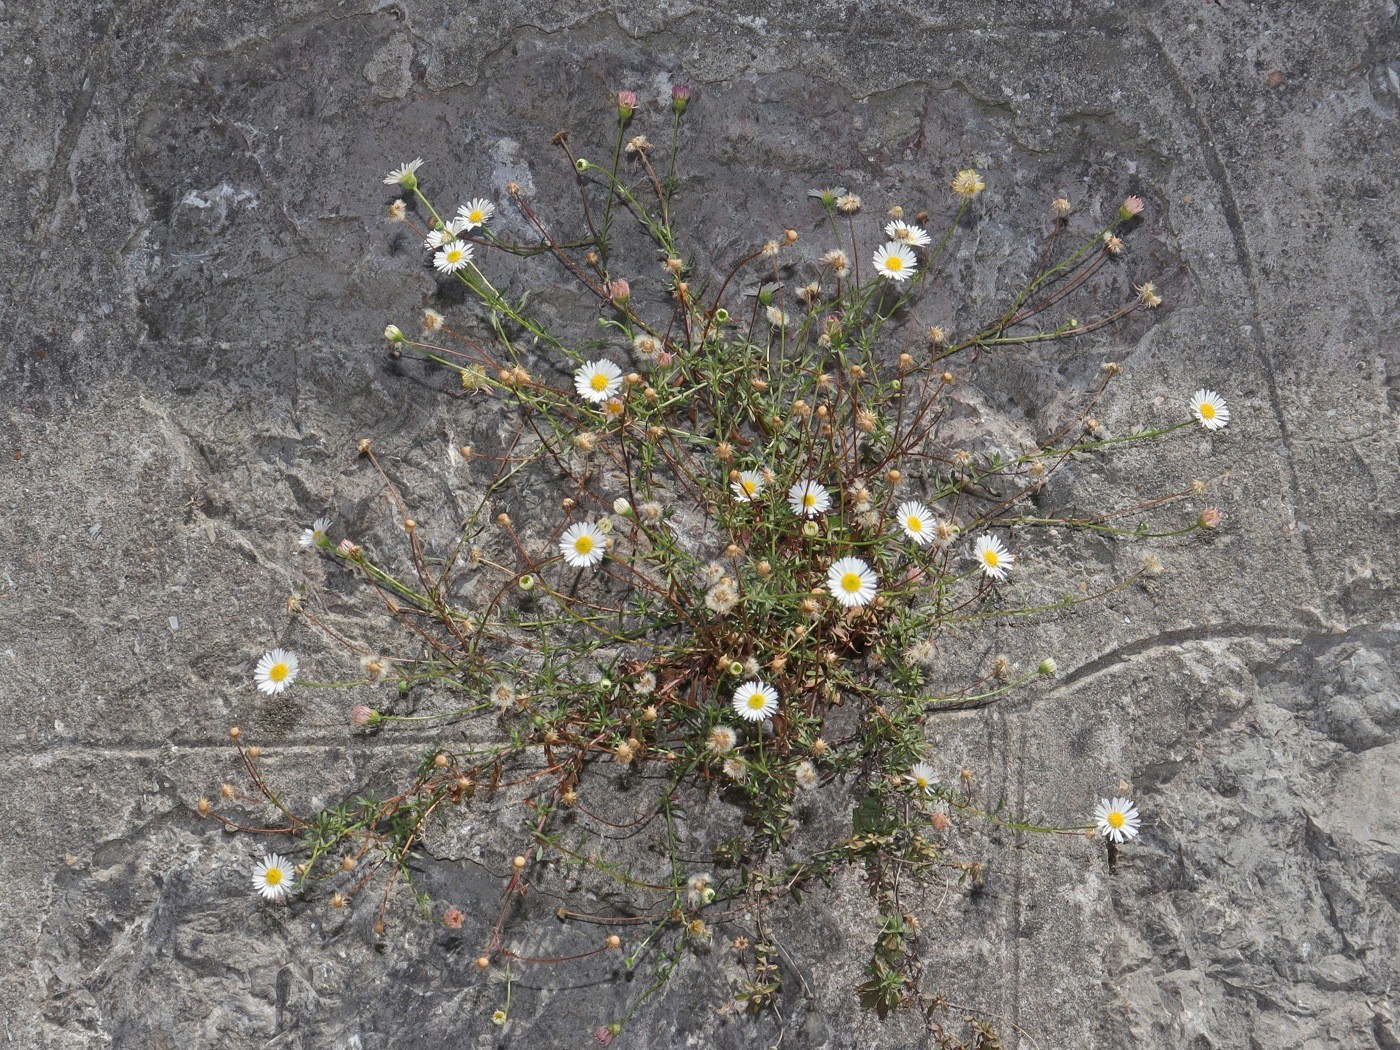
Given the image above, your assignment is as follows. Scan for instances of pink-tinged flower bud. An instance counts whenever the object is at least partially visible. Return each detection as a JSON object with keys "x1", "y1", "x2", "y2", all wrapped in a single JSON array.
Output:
[
  {"x1": 351, "y1": 705, "x2": 376, "y2": 727},
  {"x1": 595, "y1": 1026, "x2": 619, "y2": 1046},
  {"x1": 616, "y1": 90, "x2": 637, "y2": 121},
  {"x1": 654, "y1": 351, "x2": 674, "y2": 367},
  {"x1": 1198, "y1": 507, "x2": 1224, "y2": 529},
  {"x1": 671, "y1": 84, "x2": 691, "y2": 114},
  {"x1": 443, "y1": 906, "x2": 465, "y2": 929},
  {"x1": 608, "y1": 279, "x2": 631, "y2": 306},
  {"x1": 1119, "y1": 195, "x2": 1145, "y2": 220}
]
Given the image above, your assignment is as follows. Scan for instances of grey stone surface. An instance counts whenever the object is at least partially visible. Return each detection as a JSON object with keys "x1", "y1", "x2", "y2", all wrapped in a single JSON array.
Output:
[{"x1": 1, "y1": 1, "x2": 1396, "y2": 1047}]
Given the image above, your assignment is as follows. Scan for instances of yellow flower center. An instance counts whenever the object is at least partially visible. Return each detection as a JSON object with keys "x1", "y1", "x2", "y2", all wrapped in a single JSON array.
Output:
[
  {"x1": 590, "y1": 373, "x2": 610, "y2": 391},
  {"x1": 1199, "y1": 402, "x2": 1216, "y2": 419},
  {"x1": 448, "y1": 247, "x2": 463, "y2": 261},
  {"x1": 841, "y1": 572, "x2": 863, "y2": 593},
  {"x1": 264, "y1": 867, "x2": 284, "y2": 885},
  {"x1": 741, "y1": 480, "x2": 756, "y2": 495},
  {"x1": 746, "y1": 693, "x2": 766, "y2": 710},
  {"x1": 907, "y1": 516, "x2": 923, "y2": 533},
  {"x1": 885, "y1": 255, "x2": 903, "y2": 272},
  {"x1": 1107, "y1": 811, "x2": 1125, "y2": 828},
  {"x1": 983, "y1": 550, "x2": 999, "y2": 568},
  {"x1": 915, "y1": 776, "x2": 929, "y2": 788},
  {"x1": 269, "y1": 663, "x2": 288, "y2": 682},
  {"x1": 803, "y1": 492, "x2": 816, "y2": 507},
  {"x1": 574, "y1": 535, "x2": 594, "y2": 554},
  {"x1": 470, "y1": 209, "x2": 484, "y2": 223}
]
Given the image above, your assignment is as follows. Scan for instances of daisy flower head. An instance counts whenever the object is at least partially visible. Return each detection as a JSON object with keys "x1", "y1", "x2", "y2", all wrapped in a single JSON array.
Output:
[
  {"x1": 884, "y1": 219, "x2": 932, "y2": 248},
  {"x1": 252, "y1": 853, "x2": 295, "y2": 901},
  {"x1": 951, "y1": 168, "x2": 985, "y2": 198},
  {"x1": 827, "y1": 556, "x2": 878, "y2": 608},
  {"x1": 254, "y1": 648, "x2": 299, "y2": 695},
  {"x1": 1094, "y1": 797, "x2": 1141, "y2": 843},
  {"x1": 707, "y1": 725, "x2": 738, "y2": 754},
  {"x1": 787, "y1": 480, "x2": 831, "y2": 517},
  {"x1": 895, "y1": 501, "x2": 935, "y2": 546},
  {"x1": 383, "y1": 158, "x2": 423, "y2": 189},
  {"x1": 574, "y1": 359, "x2": 624, "y2": 403},
  {"x1": 732, "y1": 680, "x2": 779, "y2": 722},
  {"x1": 456, "y1": 198, "x2": 495, "y2": 230},
  {"x1": 1189, "y1": 389, "x2": 1229, "y2": 431},
  {"x1": 908, "y1": 762, "x2": 938, "y2": 795},
  {"x1": 560, "y1": 521, "x2": 607, "y2": 568},
  {"x1": 873, "y1": 241, "x2": 917, "y2": 283},
  {"x1": 433, "y1": 240, "x2": 473, "y2": 274},
  {"x1": 732, "y1": 470, "x2": 765, "y2": 502},
  {"x1": 972, "y1": 535, "x2": 1014, "y2": 581},
  {"x1": 299, "y1": 516, "x2": 331, "y2": 549},
  {"x1": 424, "y1": 216, "x2": 469, "y2": 249}
]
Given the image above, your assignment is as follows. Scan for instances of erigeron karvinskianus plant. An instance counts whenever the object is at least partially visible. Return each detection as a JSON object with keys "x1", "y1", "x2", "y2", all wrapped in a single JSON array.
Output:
[{"x1": 208, "y1": 87, "x2": 1227, "y2": 1042}]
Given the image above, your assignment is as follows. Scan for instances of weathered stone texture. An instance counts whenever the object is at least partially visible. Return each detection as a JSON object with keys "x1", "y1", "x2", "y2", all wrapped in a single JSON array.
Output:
[{"x1": 1, "y1": 1, "x2": 1395, "y2": 1047}]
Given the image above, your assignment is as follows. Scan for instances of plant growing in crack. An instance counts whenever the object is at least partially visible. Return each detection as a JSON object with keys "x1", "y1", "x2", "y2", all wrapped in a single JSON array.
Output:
[{"x1": 204, "y1": 85, "x2": 1222, "y2": 1044}]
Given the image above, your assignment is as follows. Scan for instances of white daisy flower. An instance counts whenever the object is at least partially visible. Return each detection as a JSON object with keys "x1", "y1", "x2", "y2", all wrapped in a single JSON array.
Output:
[
  {"x1": 424, "y1": 217, "x2": 469, "y2": 249},
  {"x1": 787, "y1": 480, "x2": 831, "y2": 517},
  {"x1": 873, "y1": 242, "x2": 918, "y2": 283},
  {"x1": 252, "y1": 853, "x2": 295, "y2": 901},
  {"x1": 827, "y1": 556, "x2": 878, "y2": 607},
  {"x1": 1189, "y1": 389, "x2": 1230, "y2": 431},
  {"x1": 884, "y1": 219, "x2": 932, "y2": 247},
  {"x1": 433, "y1": 240, "x2": 473, "y2": 274},
  {"x1": 457, "y1": 198, "x2": 496, "y2": 230},
  {"x1": 972, "y1": 535, "x2": 1014, "y2": 581},
  {"x1": 895, "y1": 501, "x2": 935, "y2": 546},
  {"x1": 1094, "y1": 797, "x2": 1141, "y2": 843},
  {"x1": 560, "y1": 521, "x2": 607, "y2": 568},
  {"x1": 383, "y1": 158, "x2": 423, "y2": 187},
  {"x1": 254, "y1": 649, "x2": 299, "y2": 695},
  {"x1": 732, "y1": 680, "x2": 779, "y2": 722},
  {"x1": 574, "y1": 359, "x2": 624, "y2": 403},
  {"x1": 908, "y1": 762, "x2": 938, "y2": 794},
  {"x1": 299, "y1": 517, "x2": 331, "y2": 549},
  {"x1": 732, "y1": 470, "x2": 765, "y2": 502}
]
